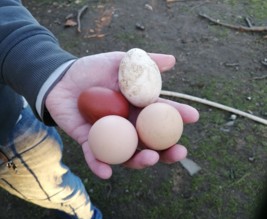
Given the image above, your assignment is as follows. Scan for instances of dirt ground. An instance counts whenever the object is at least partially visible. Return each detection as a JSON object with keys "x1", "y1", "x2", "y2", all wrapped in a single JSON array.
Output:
[{"x1": 1, "y1": 0, "x2": 267, "y2": 219}]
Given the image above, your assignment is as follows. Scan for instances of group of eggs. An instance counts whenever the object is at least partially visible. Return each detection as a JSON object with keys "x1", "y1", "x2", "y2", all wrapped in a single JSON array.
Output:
[{"x1": 78, "y1": 48, "x2": 184, "y2": 164}]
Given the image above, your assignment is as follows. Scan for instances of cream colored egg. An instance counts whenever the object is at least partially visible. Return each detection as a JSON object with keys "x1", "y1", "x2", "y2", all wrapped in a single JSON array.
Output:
[
  {"x1": 88, "y1": 115, "x2": 138, "y2": 164},
  {"x1": 118, "y1": 48, "x2": 162, "y2": 107},
  {"x1": 136, "y1": 102, "x2": 183, "y2": 150}
]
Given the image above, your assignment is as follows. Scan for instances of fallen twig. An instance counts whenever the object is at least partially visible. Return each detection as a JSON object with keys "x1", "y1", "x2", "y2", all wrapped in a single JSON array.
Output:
[
  {"x1": 77, "y1": 5, "x2": 88, "y2": 33},
  {"x1": 160, "y1": 90, "x2": 267, "y2": 125},
  {"x1": 244, "y1": 17, "x2": 253, "y2": 27},
  {"x1": 84, "y1": 33, "x2": 105, "y2": 39},
  {"x1": 224, "y1": 62, "x2": 239, "y2": 67},
  {"x1": 166, "y1": 0, "x2": 181, "y2": 3},
  {"x1": 199, "y1": 13, "x2": 267, "y2": 32},
  {"x1": 252, "y1": 75, "x2": 267, "y2": 80}
]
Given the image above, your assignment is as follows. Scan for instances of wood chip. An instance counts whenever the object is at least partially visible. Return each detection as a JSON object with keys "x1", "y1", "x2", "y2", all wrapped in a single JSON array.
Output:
[{"x1": 64, "y1": 19, "x2": 77, "y2": 27}]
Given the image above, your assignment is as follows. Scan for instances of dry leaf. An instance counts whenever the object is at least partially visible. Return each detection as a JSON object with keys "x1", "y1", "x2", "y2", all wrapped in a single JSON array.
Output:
[{"x1": 64, "y1": 19, "x2": 77, "y2": 27}]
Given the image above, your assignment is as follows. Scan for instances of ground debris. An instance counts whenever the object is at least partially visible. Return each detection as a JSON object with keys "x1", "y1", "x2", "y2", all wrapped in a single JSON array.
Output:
[
  {"x1": 220, "y1": 119, "x2": 235, "y2": 132},
  {"x1": 65, "y1": 13, "x2": 75, "y2": 20},
  {"x1": 135, "y1": 23, "x2": 145, "y2": 31},
  {"x1": 144, "y1": 4, "x2": 153, "y2": 11},
  {"x1": 64, "y1": 19, "x2": 77, "y2": 27},
  {"x1": 224, "y1": 62, "x2": 239, "y2": 67},
  {"x1": 199, "y1": 13, "x2": 267, "y2": 32},
  {"x1": 230, "y1": 114, "x2": 237, "y2": 120},
  {"x1": 84, "y1": 7, "x2": 114, "y2": 39},
  {"x1": 225, "y1": 120, "x2": 235, "y2": 127},
  {"x1": 252, "y1": 74, "x2": 267, "y2": 80},
  {"x1": 180, "y1": 158, "x2": 201, "y2": 176},
  {"x1": 84, "y1": 33, "x2": 105, "y2": 39},
  {"x1": 262, "y1": 58, "x2": 267, "y2": 66},
  {"x1": 161, "y1": 90, "x2": 267, "y2": 125},
  {"x1": 248, "y1": 156, "x2": 255, "y2": 163},
  {"x1": 166, "y1": 0, "x2": 182, "y2": 3},
  {"x1": 77, "y1": 5, "x2": 88, "y2": 32}
]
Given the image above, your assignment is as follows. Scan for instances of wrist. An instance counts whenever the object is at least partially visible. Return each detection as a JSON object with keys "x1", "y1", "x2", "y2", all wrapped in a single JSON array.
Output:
[{"x1": 36, "y1": 59, "x2": 76, "y2": 125}]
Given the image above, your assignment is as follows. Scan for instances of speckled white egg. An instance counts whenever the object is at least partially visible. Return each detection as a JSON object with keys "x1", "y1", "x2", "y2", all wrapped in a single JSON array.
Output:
[
  {"x1": 136, "y1": 102, "x2": 183, "y2": 150},
  {"x1": 118, "y1": 48, "x2": 162, "y2": 107},
  {"x1": 88, "y1": 115, "x2": 138, "y2": 164}
]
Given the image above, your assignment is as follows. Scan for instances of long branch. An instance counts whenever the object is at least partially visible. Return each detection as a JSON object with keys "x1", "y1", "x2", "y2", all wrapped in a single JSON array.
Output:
[
  {"x1": 199, "y1": 13, "x2": 267, "y2": 32},
  {"x1": 160, "y1": 90, "x2": 267, "y2": 125}
]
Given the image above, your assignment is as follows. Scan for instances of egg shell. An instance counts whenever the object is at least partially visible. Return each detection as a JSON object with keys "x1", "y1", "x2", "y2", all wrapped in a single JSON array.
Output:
[
  {"x1": 78, "y1": 87, "x2": 129, "y2": 124},
  {"x1": 88, "y1": 115, "x2": 138, "y2": 164},
  {"x1": 136, "y1": 102, "x2": 183, "y2": 150},
  {"x1": 118, "y1": 48, "x2": 162, "y2": 107}
]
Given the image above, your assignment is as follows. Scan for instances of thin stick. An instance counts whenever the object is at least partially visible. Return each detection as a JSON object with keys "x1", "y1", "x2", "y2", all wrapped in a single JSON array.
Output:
[
  {"x1": 252, "y1": 75, "x2": 267, "y2": 80},
  {"x1": 244, "y1": 17, "x2": 253, "y2": 28},
  {"x1": 166, "y1": 0, "x2": 182, "y2": 3},
  {"x1": 160, "y1": 90, "x2": 267, "y2": 125},
  {"x1": 77, "y1": 5, "x2": 88, "y2": 33},
  {"x1": 199, "y1": 13, "x2": 267, "y2": 32}
]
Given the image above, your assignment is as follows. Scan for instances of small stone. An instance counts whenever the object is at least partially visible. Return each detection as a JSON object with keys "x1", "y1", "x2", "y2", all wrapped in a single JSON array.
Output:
[
  {"x1": 135, "y1": 23, "x2": 145, "y2": 31},
  {"x1": 248, "y1": 156, "x2": 255, "y2": 162},
  {"x1": 145, "y1": 4, "x2": 153, "y2": 11},
  {"x1": 225, "y1": 121, "x2": 235, "y2": 127},
  {"x1": 230, "y1": 114, "x2": 237, "y2": 120}
]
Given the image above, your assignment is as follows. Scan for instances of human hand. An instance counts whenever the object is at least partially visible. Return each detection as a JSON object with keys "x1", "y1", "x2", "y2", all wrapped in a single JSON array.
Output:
[{"x1": 45, "y1": 51, "x2": 199, "y2": 179}]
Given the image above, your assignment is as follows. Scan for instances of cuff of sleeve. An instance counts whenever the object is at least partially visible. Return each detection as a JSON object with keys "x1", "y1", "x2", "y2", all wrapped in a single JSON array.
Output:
[{"x1": 36, "y1": 59, "x2": 76, "y2": 125}]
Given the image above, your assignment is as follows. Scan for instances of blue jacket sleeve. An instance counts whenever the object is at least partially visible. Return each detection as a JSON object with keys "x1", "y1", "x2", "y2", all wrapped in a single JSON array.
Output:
[{"x1": 0, "y1": 0, "x2": 77, "y2": 123}]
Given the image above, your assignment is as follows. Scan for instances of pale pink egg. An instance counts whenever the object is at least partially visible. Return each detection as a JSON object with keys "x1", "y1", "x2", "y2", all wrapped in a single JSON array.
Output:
[
  {"x1": 136, "y1": 102, "x2": 183, "y2": 150},
  {"x1": 88, "y1": 115, "x2": 138, "y2": 164}
]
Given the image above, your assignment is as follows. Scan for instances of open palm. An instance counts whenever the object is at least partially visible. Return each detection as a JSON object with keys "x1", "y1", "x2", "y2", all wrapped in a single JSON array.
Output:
[{"x1": 45, "y1": 51, "x2": 199, "y2": 179}]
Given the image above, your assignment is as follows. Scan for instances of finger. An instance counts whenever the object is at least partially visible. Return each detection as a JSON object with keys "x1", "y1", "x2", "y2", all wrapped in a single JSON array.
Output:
[
  {"x1": 123, "y1": 149, "x2": 160, "y2": 169},
  {"x1": 82, "y1": 142, "x2": 112, "y2": 179},
  {"x1": 148, "y1": 53, "x2": 176, "y2": 72},
  {"x1": 158, "y1": 98, "x2": 200, "y2": 124},
  {"x1": 159, "y1": 144, "x2": 187, "y2": 163},
  {"x1": 102, "y1": 52, "x2": 175, "y2": 72}
]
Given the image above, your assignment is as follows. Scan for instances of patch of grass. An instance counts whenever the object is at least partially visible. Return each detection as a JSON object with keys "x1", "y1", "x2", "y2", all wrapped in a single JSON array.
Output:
[
  {"x1": 172, "y1": 71, "x2": 267, "y2": 218},
  {"x1": 115, "y1": 32, "x2": 146, "y2": 46},
  {"x1": 224, "y1": 0, "x2": 267, "y2": 20},
  {"x1": 184, "y1": 127, "x2": 267, "y2": 218},
  {"x1": 208, "y1": 25, "x2": 230, "y2": 38}
]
